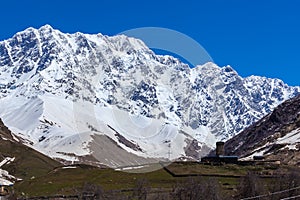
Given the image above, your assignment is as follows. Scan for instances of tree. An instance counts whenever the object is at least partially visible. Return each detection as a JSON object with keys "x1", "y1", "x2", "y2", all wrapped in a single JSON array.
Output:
[
  {"x1": 237, "y1": 171, "x2": 265, "y2": 199},
  {"x1": 81, "y1": 182, "x2": 104, "y2": 199},
  {"x1": 171, "y1": 176, "x2": 222, "y2": 200},
  {"x1": 132, "y1": 178, "x2": 150, "y2": 200}
]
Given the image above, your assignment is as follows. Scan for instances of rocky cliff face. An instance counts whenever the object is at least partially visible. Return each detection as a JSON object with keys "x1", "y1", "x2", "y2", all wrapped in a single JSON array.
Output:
[{"x1": 225, "y1": 95, "x2": 300, "y2": 166}]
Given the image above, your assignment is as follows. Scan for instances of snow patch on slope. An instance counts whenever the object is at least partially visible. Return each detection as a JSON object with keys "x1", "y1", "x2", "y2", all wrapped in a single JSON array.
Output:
[{"x1": 0, "y1": 157, "x2": 17, "y2": 186}]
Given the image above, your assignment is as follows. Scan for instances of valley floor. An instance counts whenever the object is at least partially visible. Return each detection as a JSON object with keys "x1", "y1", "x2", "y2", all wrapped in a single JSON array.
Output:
[{"x1": 9, "y1": 162, "x2": 300, "y2": 200}]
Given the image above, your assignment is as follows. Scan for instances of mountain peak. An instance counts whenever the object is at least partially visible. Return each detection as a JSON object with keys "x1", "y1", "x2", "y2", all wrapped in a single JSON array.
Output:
[
  {"x1": 19, "y1": 24, "x2": 55, "y2": 35},
  {"x1": 0, "y1": 26, "x2": 299, "y2": 167},
  {"x1": 39, "y1": 24, "x2": 54, "y2": 31}
]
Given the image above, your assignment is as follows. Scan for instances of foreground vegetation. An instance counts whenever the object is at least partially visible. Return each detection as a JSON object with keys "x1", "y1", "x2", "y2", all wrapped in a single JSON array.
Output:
[{"x1": 5, "y1": 162, "x2": 299, "y2": 199}]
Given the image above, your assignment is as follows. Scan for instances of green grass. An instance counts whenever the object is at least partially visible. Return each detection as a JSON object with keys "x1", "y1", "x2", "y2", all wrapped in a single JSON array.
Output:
[
  {"x1": 14, "y1": 165, "x2": 178, "y2": 197},
  {"x1": 0, "y1": 138, "x2": 60, "y2": 180},
  {"x1": 2, "y1": 149, "x2": 298, "y2": 199},
  {"x1": 12, "y1": 162, "x2": 272, "y2": 197},
  {"x1": 165, "y1": 162, "x2": 267, "y2": 176}
]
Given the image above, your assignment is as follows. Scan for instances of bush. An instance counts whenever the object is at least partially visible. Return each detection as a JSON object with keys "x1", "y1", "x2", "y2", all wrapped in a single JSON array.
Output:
[
  {"x1": 171, "y1": 177, "x2": 223, "y2": 200},
  {"x1": 237, "y1": 171, "x2": 265, "y2": 199}
]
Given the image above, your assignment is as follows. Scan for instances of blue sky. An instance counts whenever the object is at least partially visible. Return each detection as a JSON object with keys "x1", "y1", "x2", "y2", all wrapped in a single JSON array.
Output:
[{"x1": 0, "y1": 0, "x2": 299, "y2": 85}]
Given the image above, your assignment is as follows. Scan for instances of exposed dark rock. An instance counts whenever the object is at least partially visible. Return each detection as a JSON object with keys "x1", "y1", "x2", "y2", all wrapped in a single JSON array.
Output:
[{"x1": 225, "y1": 94, "x2": 300, "y2": 165}]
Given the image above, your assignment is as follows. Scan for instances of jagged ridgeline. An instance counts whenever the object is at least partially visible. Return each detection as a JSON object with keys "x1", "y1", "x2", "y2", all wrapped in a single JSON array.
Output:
[{"x1": 0, "y1": 25, "x2": 299, "y2": 167}]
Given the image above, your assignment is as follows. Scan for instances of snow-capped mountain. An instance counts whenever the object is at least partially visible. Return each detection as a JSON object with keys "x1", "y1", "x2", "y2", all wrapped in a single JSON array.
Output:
[
  {"x1": 225, "y1": 94, "x2": 300, "y2": 166},
  {"x1": 0, "y1": 25, "x2": 298, "y2": 167}
]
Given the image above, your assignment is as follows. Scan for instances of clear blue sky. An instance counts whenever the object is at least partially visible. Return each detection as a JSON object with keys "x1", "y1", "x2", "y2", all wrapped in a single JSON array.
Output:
[{"x1": 1, "y1": 0, "x2": 299, "y2": 85}]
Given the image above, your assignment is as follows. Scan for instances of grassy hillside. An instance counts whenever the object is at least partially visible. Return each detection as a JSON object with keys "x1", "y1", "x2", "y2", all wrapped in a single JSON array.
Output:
[{"x1": 0, "y1": 119, "x2": 60, "y2": 180}]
